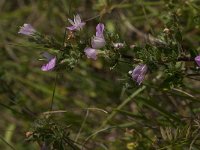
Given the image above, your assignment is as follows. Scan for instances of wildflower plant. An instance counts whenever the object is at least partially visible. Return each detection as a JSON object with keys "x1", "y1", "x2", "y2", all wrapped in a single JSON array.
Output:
[
  {"x1": 17, "y1": 3, "x2": 200, "y2": 148},
  {"x1": 1, "y1": 0, "x2": 200, "y2": 149}
]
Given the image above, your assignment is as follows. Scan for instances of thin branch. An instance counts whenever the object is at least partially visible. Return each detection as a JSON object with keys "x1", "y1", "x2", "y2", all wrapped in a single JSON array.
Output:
[
  {"x1": 50, "y1": 73, "x2": 59, "y2": 111},
  {"x1": 119, "y1": 12, "x2": 166, "y2": 45},
  {"x1": 101, "y1": 85, "x2": 146, "y2": 128},
  {"x1": 0, "y1": 135, "x2": 16, "y2": 150},
  {"x1": 75, "y1": 109, "x2": 89, "y2": 142}
]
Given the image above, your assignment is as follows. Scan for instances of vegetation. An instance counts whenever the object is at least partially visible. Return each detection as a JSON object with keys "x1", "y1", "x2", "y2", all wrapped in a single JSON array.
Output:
[{"x1": 0, "y1": 0, "x2": 200, "y2": 149}]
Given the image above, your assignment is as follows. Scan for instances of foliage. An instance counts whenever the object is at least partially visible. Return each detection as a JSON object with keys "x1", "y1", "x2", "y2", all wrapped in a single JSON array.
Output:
[{"x1": 0, "y1": 0, "x2": 200, "y2": 149}]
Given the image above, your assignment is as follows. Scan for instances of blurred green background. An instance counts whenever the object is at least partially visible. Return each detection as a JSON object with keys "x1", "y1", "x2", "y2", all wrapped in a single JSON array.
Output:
[{"x1": 0, "y1": 0, "x2": 200, "y2": 149}]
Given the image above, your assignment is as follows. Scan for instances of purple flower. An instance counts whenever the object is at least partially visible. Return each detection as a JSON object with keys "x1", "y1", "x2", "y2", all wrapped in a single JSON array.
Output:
[
  {"x1": 131, "y1": 64, "x2": 148, "y2": 85},
  {"x1": 84, "y1": 23, "x2": 106, "y2": 60},
  {"x1": 195, "y1": 55, "x2": 200, "y2": 67},
  {"x1": 91, "y1": 36, "x2": 106, "y2": 49},
  {"x1": 91, "y1": 23, "x2": 106, "y2": 49},
  {"x1": 66, "y1": 14, "x2": 85, "y2": 31},
  {"x1": 18, "y1": 24, "x2": 36, "y2": 36},
  {"x1": 41, "y1": 52, "x2": 56, "y2": 71},
  {"x1": 96, "y1": 23, "x2": 104, "y2": 38},
  {"x1": 84, "y1": 47, "x2": 97, "y2": 60},
  {"x1": 113, "y1": 43, "x2": 125, "y2": 49}
]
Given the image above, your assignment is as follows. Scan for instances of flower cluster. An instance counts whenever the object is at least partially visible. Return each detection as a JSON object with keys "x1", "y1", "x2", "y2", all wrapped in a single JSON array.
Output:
[
  {"x1": 19, "y1": 24, "x2": 56, "y2": 71},
  {"x1": 84, "y1": 23, "x2": 106, "y2": 60},
  {"x1": 18, "y1": 14, "x2": 200, "y2": 85}
]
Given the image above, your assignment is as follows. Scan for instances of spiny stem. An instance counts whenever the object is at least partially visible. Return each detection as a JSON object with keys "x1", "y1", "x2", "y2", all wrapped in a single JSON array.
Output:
[{"x1": 121, "y1": 54, "x2": 194, "y2": 62}]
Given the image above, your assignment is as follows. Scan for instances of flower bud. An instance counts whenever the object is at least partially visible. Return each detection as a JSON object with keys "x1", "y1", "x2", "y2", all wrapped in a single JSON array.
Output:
[{"x1": 131, "y1": 64, "x2": 148, "y2": 85}]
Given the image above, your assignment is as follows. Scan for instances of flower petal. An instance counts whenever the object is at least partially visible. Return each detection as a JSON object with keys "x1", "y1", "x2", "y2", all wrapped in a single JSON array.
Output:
[
  {"x1": 66, "y1": 26, "x2": 77, "y2": 31},
  {"x1": 195, "y1": 55, "x2": 200, "y2": 67},
  {"x1": 67, "y1": 15, "x2": 85, "y2": 31},
  {"x1": 68, "y1": 19, "x2": 75, "y2": 26},
  {"x1": 84, "y1": 47, "x2": 97, "y2": 60},
  {"x1": 96, "y1": 23, "x2": 104, "y2": 38},
  {"x1": 91, "y1": 36, "x2": 106, "y2": 49},
  {"x1": 137, "y1": 75, "x2": 145, "y2": 85},
  {"x1": 18, "y1": 24, "x2": 36, "y2": 36},
  {"x1": 41, "y1": 57, "x2": 56, "y2": 71},
  {"x1": 131, "y1": 64, "x2": 147, "y2": 85},
  {"x1": 75, "y1": 14, "x2": 81, "y2": 24},
  {"x1": 76, "y1": 22, "x2": 86, "y2": 31}
]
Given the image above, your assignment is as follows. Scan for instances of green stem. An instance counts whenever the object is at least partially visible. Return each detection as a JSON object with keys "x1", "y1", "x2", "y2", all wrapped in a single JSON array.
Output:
[
  {"x1": 62, "y1": 28, "x2": 67, "y2": 47},
  {"x1": 50, "y1": 27, "x2": 67, "y2": 111},
  {"x1": 0, "y1": 135, "x2": 16, "y2": 150},
  {"x1": 75, "y1": 109, "x2": 89, "y2": 142},
  {"x1": 50, "y1": 73, "x2": 59, "y2": 111},
  {"x1": 101, "y1": 85, "x2": 146, "y2": 127}
]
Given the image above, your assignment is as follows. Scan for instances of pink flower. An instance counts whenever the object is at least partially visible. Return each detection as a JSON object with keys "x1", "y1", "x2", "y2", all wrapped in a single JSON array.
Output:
[
  {"x1": 96, "y1": 23, "x2": 104, "y2": 38},
  {"x1": 84, "y1": 23, "x2": 106, "y2": 60},
  {"x1": 41, "y1": 52, "x2": 56, "y2": 71},
  {"x1": 91, "y1": 23, "x2": 106, "y2": 49},
  {"x1": 131, "y1": 64, "x2": 148, "y2": 85},
  {"x1": 18, "y1": 24, "x2": 36, "y2": 36},
  {"x1": 195, "y1": 55, "x2": 200, "y2": 67},
  {"x1": 66, "y1": 14, "x2": 85, "y2": 31},
  {"x1": 84, "y1": 48, "x2": 97, "y2": 60},
  {"x1": 91, "y1": 36, "x2": 106, "y2": 49}
]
